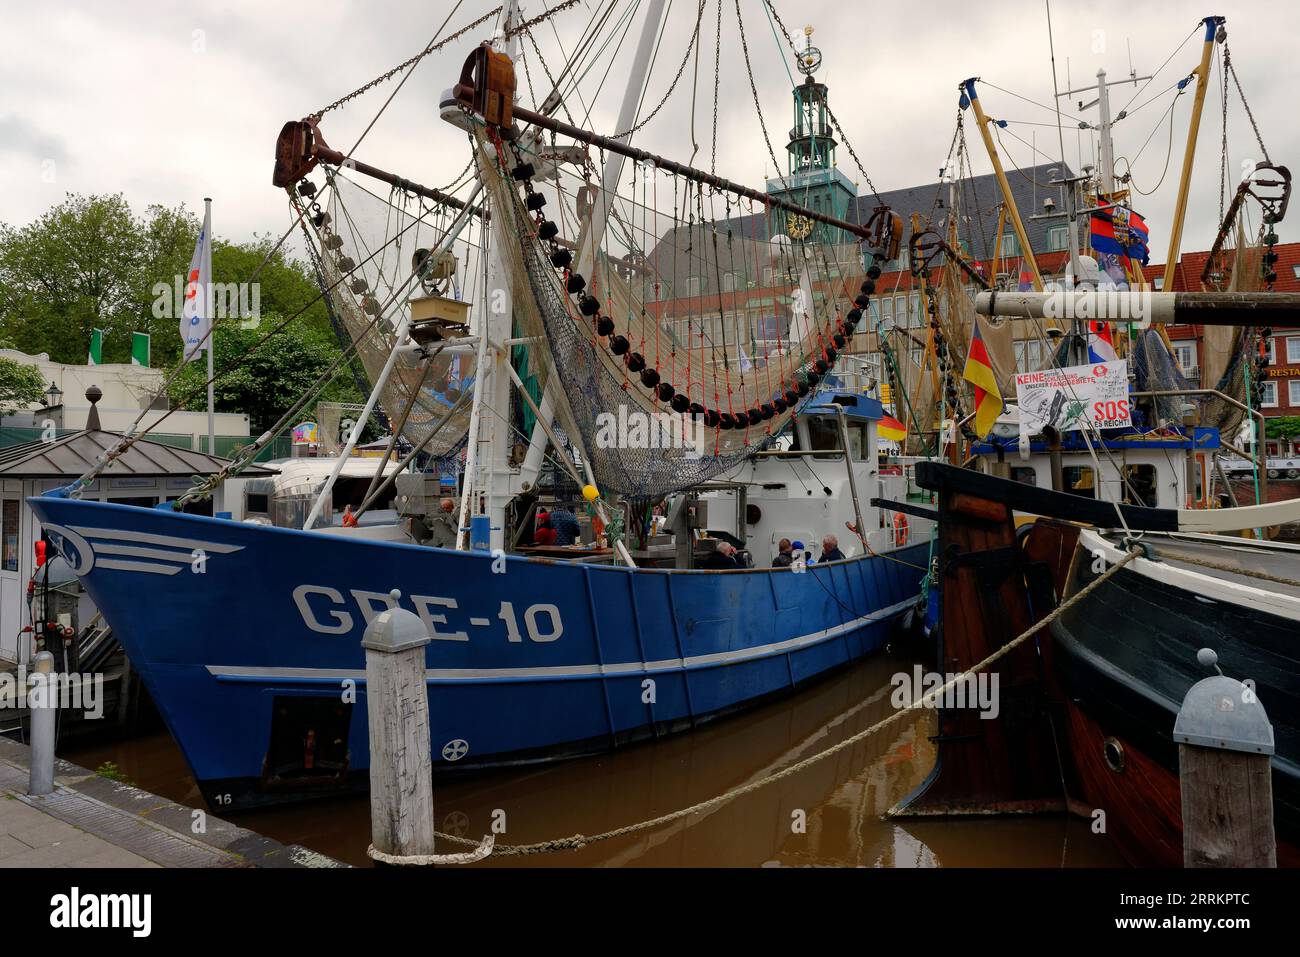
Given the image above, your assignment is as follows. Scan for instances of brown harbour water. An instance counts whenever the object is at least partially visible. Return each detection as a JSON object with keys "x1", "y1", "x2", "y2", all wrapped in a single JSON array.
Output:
[{"x1": 66, "y1": 654, "x2": 1124, "y2": 867}]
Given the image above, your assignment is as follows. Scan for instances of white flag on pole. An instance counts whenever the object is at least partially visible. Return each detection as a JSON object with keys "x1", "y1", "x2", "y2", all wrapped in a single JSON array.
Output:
[{"x1": 180, "y1": 205, "x2": 213, "y2": 361}]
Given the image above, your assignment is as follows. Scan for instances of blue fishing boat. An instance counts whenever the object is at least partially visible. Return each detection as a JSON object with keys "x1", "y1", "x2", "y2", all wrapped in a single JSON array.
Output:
[
  {"x1": 31, "y1": 493, "x2": 927, "y2": 809},
  {"x1": 27, "y1": 7, "x2": 939, "y2": 810}
]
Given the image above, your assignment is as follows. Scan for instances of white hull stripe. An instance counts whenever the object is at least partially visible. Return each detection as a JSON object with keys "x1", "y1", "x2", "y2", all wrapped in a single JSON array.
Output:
[
  {"x1": 1082, "y1": 529, "x2": 1300, "y2": 623},
  {"x1": 97, "y1": 543, "x2": 204, "y2": 564},
  {"x1": 70, "y1": 525, "x2": 244, "y2": 555},
  {"x1": 207, "y1": 597, "x2": 916, "y2": 684},
  {"x1": 97, "y1": 559, "x2": 184, "y2": 576}
]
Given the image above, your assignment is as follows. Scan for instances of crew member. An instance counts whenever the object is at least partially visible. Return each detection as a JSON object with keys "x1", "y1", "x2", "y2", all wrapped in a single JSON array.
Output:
[{"x1": 819, "y1": 534, "x2": 845, "y2": 562}]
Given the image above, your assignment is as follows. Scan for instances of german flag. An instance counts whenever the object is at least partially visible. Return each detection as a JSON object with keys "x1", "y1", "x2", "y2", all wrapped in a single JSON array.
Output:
[
  {"x1": 963, "y1": 323, "x2": 1003, "y2": 438},
  {"x1": 878, "y1": 415, "x2": 906, "y2": 443}
]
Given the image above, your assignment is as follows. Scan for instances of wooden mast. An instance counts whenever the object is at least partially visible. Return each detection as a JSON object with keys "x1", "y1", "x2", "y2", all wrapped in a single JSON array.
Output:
[{"x1": 1162, "y1": 16, "x2": 1226, "y2": 292}]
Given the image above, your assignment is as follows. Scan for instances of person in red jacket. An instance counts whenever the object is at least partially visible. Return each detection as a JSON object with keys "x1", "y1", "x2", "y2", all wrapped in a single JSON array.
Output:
[{"x1": 534, "y1": 510, "x2": 557, "y2": 546}]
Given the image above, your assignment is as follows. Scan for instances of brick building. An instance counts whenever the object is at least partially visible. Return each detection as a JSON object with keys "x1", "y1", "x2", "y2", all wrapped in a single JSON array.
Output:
[{"x1": 1156, "y1": 242, "x2": 1300, "y2": 456}]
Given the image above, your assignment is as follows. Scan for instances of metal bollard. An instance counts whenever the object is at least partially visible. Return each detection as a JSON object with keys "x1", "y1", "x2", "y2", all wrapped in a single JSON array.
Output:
[
  {"x1": 28, "y1": 651, "x2": 56, "y2": 796},
  {"x1": 1173, "y1": 648, "x2": 1276, "y2": 867},
  {"x1": 362, "y1": 598, "x2": 435, "y2": 862}
]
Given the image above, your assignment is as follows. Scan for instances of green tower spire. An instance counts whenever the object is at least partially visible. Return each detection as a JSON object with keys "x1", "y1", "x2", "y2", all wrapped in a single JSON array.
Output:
[{"x1": 765, "y1": 25, "x2": 857, "y2": 246}]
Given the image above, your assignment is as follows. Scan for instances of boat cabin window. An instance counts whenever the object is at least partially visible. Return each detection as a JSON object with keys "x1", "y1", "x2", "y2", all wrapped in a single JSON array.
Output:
[
  {"x1": 1010, "y1": 467, "x2": 1037, "y2": 486},
  {"x1": 1062, "y1": 466, "x2": 1096, "y2": 499},
  {"x1": 1122, "y1": 464, "x2": 1159, "y2": 508},
  {"x1": 806, "y1": 416, "x2": 839, "y2": 459},
  {"x1": 245, "y1": 492, "x2": 270, "y2": 514},
  {"x1": 845, "y1": 421, "x2": 869, "y2": 460}
]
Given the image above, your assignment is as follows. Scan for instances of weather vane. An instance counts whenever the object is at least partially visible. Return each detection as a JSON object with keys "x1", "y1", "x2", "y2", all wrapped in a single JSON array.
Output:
[{"x1": 797, "y1": 25, "x2": 821, "y2": 76}]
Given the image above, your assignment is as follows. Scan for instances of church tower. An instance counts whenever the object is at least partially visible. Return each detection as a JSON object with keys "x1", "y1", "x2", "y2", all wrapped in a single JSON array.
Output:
[{"x1": 765, "y1": 26, "x2": 857, "y2": 246}]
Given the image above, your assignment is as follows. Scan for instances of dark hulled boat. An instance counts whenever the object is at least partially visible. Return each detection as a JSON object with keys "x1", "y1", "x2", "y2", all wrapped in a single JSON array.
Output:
[{"x1": 892, "y1": 461, "x2": 1300, "y2": 866}]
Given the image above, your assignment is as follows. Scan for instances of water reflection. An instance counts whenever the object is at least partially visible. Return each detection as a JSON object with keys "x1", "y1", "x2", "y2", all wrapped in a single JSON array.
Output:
[{"x1": 67, "y1": 653, "x2": 1123, "y2": 867}]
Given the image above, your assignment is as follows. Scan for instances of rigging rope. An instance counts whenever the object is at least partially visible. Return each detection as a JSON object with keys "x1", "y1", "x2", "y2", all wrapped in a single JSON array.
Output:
[
  {"x1": 311, "y1": 2, "x2": 581, "y2": 119},
  {"x1": 733, "y1": 0, "x2": 784, "y2": 178}
]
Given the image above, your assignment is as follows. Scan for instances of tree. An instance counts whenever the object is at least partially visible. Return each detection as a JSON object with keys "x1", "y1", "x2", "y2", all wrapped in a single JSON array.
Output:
[
  {"x1": 166, "y1": 320, "x2": 360, "y2": 434},
  {"x1": 0, "y1": 193, "x2": 196, "y2": 364},
  {"x1": 0, "y1": 356, "x2": 50, "y2": 415},
  {"x1": 1265, "y1": 416, "x2": 1300, "y2": 443}
]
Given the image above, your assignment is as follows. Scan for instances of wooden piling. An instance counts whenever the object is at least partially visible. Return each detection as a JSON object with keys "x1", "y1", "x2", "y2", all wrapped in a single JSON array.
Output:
[
  {"x1": 1179, "y1": 744, "x2": 1275, "y2": 867},
  {"x1": 1175, "y1": 648, "x2": 1276, "y2": 868},
  {"x1": 362, "y1": 599, "x2": 434, "y2": 863}
]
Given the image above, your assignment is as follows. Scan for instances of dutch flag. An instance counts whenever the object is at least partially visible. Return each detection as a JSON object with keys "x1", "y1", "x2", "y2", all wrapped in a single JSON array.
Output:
[{"x1": 1087, "y1": 321, "x2": 1118, "y2": 363}]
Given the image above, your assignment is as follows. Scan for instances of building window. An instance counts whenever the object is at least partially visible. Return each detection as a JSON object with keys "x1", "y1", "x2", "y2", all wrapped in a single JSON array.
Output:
[
  {"x1": 1287, "y1": 337, "x2": 1300, "y2": 363},
  {"x1": 1001, "y1": 231, "x2": 1019, "y2": 257},
  {"x1": 1046, "y1": 225, "x2": 1069, "y2": 251},
  {"x1": 1, "y1": 500, "x2": 17, "y2": 572},
  {"x1": 1265, "y1": 337, "x2": 1276, "y2": 364},
  {"x1": 1173, "y1": 342, "x2": 1198, "y2": 375},
  {"x1": 1290, "y1": 380, "x2": 1300, "y2": 407},
  {"x1": 1153, "y1": 276, "x2": 1164, "y2": 290},
  {"x1": 687, "y1": 276, "x2": 702, "y2": 297},
  {"x1": 1261, "y1": 381, "x2": 1278, "y2": 407},
  {"x1": 1014, "y1": 339, "x2": 1043, "y2": 373},
  {"x1": 1292, "y1": 264, "x2": 1300, "y2": 280}
]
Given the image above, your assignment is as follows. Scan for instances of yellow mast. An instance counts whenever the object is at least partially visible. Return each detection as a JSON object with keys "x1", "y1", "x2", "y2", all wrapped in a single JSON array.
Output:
[
  {"x1": 1162, "y1": 16, "x2": 1226, "y2": 291},
  {"x1": 961, "y1": 78, "x2": 1043, "y2": 291},
  {"x1": 991, "y1": 203, "x2": 1007, "y2": 277}
]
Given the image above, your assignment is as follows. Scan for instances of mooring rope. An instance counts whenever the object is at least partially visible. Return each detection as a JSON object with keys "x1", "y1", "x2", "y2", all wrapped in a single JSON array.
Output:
[
  {"x1": 1151, "y1": 547, "x2": 1300, "y2": 590},
  {"x1": 369, "y1": 546, "x2": 1142, "y2": 864}
]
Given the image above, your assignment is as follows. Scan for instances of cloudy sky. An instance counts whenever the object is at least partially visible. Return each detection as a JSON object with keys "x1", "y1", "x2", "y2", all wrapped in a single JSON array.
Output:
[{"x1": 2, "y1": 0, "x2": 1294, "y2": 259}]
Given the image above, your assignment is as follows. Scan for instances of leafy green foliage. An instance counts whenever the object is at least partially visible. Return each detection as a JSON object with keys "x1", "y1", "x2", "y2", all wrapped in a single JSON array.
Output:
[
  {"x1": 0, "y1": 356, "x2": 49, "y2": 414},
  {"x1": 167, "y1": 321, "x2": 360, "y2": 433},
  {"x1": 0, "y1": 192, "x2": 364, "y2": 431},
  {"x1": 1265, "y1": 416, "x2": 1300, "y2": 442},
  {"x1": 0, "y1": 193, "x2": 196, "y2": 364}
]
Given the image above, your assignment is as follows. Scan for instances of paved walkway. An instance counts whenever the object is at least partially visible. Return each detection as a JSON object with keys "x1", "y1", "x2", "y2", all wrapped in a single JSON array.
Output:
[
  {"x1": 1, "y1": 793, "x2": 156, "y2": 867},
  {"x1": 0, "y1": 737, "x2": 345, "y2": 868}
]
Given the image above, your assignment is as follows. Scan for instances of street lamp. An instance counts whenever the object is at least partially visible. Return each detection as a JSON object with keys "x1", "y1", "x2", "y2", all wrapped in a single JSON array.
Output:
[{"x1": 43, "y1": 381, "x2": 63, "y2": 408}]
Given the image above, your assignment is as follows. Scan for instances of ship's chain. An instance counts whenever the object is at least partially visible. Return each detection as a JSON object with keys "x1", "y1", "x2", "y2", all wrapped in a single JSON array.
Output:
[
  {"x1": 497, "y1": 132, "x2": 877, "y2": 432},
  {"x1": 378, "y1": 544, "x2": 1143, "y2": 862}
]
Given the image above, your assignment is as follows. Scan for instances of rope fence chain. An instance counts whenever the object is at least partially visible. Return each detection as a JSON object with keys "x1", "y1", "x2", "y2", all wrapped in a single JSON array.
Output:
[{"x1": 378, "y1": 546, "x2": 1143, "y2": 863}]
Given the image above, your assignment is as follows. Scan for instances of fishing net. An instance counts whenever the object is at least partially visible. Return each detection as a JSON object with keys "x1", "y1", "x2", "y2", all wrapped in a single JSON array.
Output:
[
  {"x1": 474, "y1": 128, "x2": 866, "y2": 499},
  {"x1": 1197, "y1": 218, "x2": 1264, "y2": 440},
  {"x1": 312, "y1": 172, "x2": 482, "y2": 461}
]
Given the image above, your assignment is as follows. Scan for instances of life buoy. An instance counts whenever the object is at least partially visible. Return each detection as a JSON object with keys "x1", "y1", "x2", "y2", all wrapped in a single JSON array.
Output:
[{"x1": 892, "y1": 512, "x2": 910, "y2": 547}]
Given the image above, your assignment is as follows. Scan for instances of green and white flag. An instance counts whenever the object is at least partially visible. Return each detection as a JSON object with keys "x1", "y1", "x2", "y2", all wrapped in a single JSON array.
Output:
[
  {"x1": 87, "y1": 328, "x2": 103, "y2": 366},
  {"x1": 131, "y1": 332, "x2": 151, "y2": 367}
]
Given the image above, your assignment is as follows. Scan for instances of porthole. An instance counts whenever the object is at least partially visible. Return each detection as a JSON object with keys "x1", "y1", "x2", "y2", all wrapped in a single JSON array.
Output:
[{"x1": 1103, "y1": 736, "x2": 1125, "y2": 773}]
